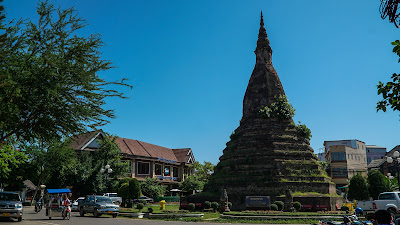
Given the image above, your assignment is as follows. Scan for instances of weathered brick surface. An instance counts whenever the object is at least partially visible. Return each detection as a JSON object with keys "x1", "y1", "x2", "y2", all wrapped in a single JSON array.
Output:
[{"x1": 204, "y1": 13, "x2": 336, "y2": 211}]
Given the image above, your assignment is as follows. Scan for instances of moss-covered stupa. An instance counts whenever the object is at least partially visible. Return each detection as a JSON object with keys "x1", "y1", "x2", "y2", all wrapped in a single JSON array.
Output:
[{"x1": 204, "y1": 12, "x2": 336, "y2": 210}]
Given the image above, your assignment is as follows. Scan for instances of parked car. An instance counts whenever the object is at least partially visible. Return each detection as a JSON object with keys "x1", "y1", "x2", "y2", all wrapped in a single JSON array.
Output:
[
  {"x1": 0, "y1": 192, "x2": 23, "y2": 222},
  {"x1": 103, "y1": 193, "x2": 122, "y2": 205},
  {"x1": 133, "y1": 196, "x2": 154, "y2": 204},
  {"x1": 79, "y1": 195, "x2": 119, "y2": 218},
  {"x1": 356, "y1": 192, "x2": 400, "y2": 216},
  {"x1": 71, "y1": 197, "x2": 85, "y2": 212}
]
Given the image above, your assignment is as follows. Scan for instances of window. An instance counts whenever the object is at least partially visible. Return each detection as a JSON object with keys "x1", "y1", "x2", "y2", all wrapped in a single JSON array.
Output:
[
  {"x1": 164, "y1": 166, "x2": 171, "y2": 176},
  {"x1": 379, "y1": 193, "x2": 395, "y2": 200},
  {"x1": 348, "y1": 154, "x2": 350, "y2": 159},
  {"x1": 155, "y1": 164, "x2": 162, "y2": 176},
  {"x1": 351, "y1": 155, "x2": 353, "y2": 160},
  {"x1": 173, "y1": 167, "x2": 179, "y2": 178},
  {"x1": 332, "y1": 168, "x2": 348, "y2": 178},
  {"x1": 137, "y1": 161, "x2": 150, "y2": 175},
  {"x1": 331, "y1": 152, "x2": 346, "y2": 161}
]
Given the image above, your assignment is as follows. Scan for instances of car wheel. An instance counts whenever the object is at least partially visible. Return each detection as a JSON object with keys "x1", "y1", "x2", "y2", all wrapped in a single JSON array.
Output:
[
  {"x1": 116, "y1": 201, "x2": 120, "y2": 205},
  {"x1": 79, "y1": 207, "x2": 85, "y2": 217},
  {"x1": 388, "y1": 208, "x2": 396, "y2": 219},
  {"x1": 93, "y1": 208, "x2": 100, "y2": 217},
  {"x1": 17, "y1": 217, "x2": 22, "y2": 222},
  {"x1": 112, "y1": 214, "x2": 117, "y2": 218}
]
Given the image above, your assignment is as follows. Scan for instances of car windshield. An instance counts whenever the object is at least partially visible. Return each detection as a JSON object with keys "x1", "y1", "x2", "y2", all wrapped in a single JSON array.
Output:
[
  {"x1": 0, "y1": 193, "x2": 20, "y2": 201},
  {"x1": 77, "y1": 199, "x2": 84, "y2": 202},
  {"x1": 96, "y1": 197, "x2": 112, "y2": 203}
]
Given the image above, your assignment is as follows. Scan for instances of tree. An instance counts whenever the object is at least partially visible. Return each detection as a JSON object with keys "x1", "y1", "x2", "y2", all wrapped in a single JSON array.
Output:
[
  {"x1": 348, "y1": 173, "x2": 369, "y2": 201},
  {"x1": 0, "y1": 1, "x2": 131, "y2": 144},
  {"x1": 118, "y1": 178, "x2": 141, "y2": 206},
  {"x1": 368, "y1": 170, "x2": 391, "y2": 200},
  {"x1": 73, "y1": 135, "x2": 129, "y2": 195},
  {"x1": 140, "y1": 178, "x2": 166, "y2": 198},
  {"x1": 179, "y1": 175, "x2": 204, "y2": 194},
  {"x1": 0, "y1": 142, "x2": 28, "y2": 189},
  {"x1": 191, "y1": 161, "x2": 215, "y2": 183},
  {"x1": 377, "y1": 40, "x2": 400, "y2": 113}
]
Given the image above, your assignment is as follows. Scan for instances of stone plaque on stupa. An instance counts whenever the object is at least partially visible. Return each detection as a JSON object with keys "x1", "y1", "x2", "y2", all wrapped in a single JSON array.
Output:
[{"x1": 203, "y1": 12, "x2": 336, "y2": 211}]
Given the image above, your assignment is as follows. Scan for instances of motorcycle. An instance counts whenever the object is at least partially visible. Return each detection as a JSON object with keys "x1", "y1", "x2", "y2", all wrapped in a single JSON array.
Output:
[
  {"x1": 62, "y1": 205, "x2": 71, "y2": 220},
  {"x1": 35, "y1": 199, "x2": 42, "y2": 213}
]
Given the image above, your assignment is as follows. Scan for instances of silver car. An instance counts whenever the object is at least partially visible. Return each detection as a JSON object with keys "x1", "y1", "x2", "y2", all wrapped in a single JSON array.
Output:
[{"x1": 0, "y1": 192, "x2": 23, "y2": 222}]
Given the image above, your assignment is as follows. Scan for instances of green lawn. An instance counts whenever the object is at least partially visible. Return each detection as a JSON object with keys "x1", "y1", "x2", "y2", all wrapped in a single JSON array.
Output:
[{"x1": 119, "y1": 204, "x2": 344, "y2": 224}]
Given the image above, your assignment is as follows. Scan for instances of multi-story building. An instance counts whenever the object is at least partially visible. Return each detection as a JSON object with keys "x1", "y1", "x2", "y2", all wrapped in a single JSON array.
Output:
[
  {"x1": 365, "y1": 145, "x2": 387, "y2": 165},
  {"x1": 324, "y1": 139, "x2": 367, "y2": 187},
  {"x1": 70, "y1": 130, "x2": 195, "y2": 189}
]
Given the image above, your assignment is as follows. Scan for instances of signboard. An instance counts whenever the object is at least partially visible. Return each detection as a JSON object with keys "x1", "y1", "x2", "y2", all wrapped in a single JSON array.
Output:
[
  {"x1": 157, "y1": 176, "x2": 178, "y2": 181},
  {"x1": 246, "y1": 196, "x2": 270, "y2": 210}
]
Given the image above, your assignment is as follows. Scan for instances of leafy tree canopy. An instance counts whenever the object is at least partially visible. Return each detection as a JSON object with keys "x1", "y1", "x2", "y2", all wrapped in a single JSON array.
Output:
[
  {"x1": 190, "y1": 161, "x2": 215, "y2": 183},
  {"x1": 348, "y1": 173, "x2": 369, "y2": 201},
  {"x1": 377, "y1": 40, "x2": 400, "y2": 113},
  {"x1": 140, "y1": 178, "x2": 166, "y2": 198},
  {"x1": 0, "y1": 0, "x2": 131, "y2": 144},
  {"x1": 368, "y1": 170, "x2": 393, "y2": 200},
  {"x1": 179, "y1": 175, "x2": 204, "y2": 193},
  {"x1": 259, "y1": 95, "x2": 295, "y2": 121}
]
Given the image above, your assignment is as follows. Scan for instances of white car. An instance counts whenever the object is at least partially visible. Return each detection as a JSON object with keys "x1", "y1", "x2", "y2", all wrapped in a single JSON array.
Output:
[{"x1": 71, "y1": 197, "x2": 85, "y2": 212}]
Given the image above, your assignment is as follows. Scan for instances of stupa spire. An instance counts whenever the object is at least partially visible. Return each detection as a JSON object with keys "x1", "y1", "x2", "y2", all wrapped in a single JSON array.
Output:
[
  {"x1": 242, "y1": 11, "x2": 284, "y2": 118},
  {"x1": 256, "y1": 11, "x2": 272, "y2": 54}
]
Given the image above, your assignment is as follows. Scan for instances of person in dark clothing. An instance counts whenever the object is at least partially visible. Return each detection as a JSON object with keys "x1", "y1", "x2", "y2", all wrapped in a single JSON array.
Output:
[{"x1": 375, "y1": 210, "x2": 392, "y2": 225}]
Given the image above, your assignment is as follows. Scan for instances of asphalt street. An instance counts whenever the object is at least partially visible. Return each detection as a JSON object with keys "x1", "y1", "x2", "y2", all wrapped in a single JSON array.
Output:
[{"x1": 0, "y1": 206, "x2": 304, "y2": 225}]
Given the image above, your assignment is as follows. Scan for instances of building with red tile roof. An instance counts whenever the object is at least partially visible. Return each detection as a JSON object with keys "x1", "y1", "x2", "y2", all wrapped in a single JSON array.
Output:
[{"x1": 70, "y1": 130, "x2": 195, "y2": 189}]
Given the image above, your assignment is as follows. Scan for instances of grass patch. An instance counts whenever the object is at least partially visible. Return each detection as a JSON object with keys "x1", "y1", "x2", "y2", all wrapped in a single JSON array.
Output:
[
  {"x1": 120, "y1": 204, "x2": 180, "y2": 213},
  {"x1": 224, "y1": 211, "x2": 345, "y2": 216},
  {"x1": 212, "y1": 218, "x2": 319, "y2": 224}
]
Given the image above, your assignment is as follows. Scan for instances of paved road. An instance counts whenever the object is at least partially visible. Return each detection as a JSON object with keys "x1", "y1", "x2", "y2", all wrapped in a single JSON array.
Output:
[{"x1": 0, "y1": 206, "x2": 305, "y2": 225}]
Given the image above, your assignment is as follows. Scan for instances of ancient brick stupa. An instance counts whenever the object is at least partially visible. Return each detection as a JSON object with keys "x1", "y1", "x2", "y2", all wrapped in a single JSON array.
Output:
[{"x1": 204, "y1": 13, "x2": 336, "y2": 210}]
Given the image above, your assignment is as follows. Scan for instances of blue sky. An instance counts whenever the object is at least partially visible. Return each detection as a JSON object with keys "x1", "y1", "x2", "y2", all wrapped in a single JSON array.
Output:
[{"x1": 5, "y1": 0, "x2": 400, "y2": 164}]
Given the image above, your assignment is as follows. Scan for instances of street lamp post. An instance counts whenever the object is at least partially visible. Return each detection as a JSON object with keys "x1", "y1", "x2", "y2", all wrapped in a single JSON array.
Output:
[
  {"x1": 386, "y1": 151, "x2": 400, "y2": 190},
  {"x1": 100, "y1": 164, "x2": 113, "y2": 192}
]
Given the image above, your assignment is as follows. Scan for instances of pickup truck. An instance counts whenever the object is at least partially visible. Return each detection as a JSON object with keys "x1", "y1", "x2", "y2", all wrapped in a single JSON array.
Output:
[
  {"x1": 357, "y1": 192, "x2": 400, "y2": 215},
  {"x1": 79, "y1": 195, "x2": 119, "y2": 218},
  {"x1": 0, "y1": 192, "x2": 23, "y2": 222},
  {"x1": 103, "y1": 193, "x2": 122, "y2": 205}
]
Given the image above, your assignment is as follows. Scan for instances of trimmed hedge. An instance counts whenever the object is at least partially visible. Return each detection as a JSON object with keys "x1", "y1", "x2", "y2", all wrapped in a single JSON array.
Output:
[
  {"x1": 293, "y1": 202, "x2": 301, "y2": 211},
  {"x1": 270, "y1": 204, "x2": 278, "y2": 211},
  {"x1": 188, "y1": 203, "x2": 195, "y2": 211},
  {"x1": 154, "y1": 196, "x2": 180, "y2": 203},
  {"x1": 274, "y1": 201, "x2": 284, "y2": 211}
]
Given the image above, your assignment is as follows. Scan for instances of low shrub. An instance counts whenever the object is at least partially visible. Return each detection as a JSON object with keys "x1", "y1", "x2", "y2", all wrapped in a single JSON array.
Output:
[
  {"x1": 274, "y1": 201, "x2": 284, "y2": 211},
  {"x1": 204, "y1": 201, "x2": 211, "y2": 209},
  {"x1": 211, "y1": 202, "x2": 219, "y2": 212},
  {"x1": 154, "y1": 196, "x2": 180, "y2": 203},
  {"x1": 127, "y1": 202, "x2": 133, "y2": 208},
  {"x1": 270, "y1": 204, "x2": 278, "y2": 211},
  {"x1": 341, "y1": 206, "x2": 349, "y2": 211},
  {"x1": 228, "y1": 202, "x2": 232, "y2": 209},
  {"x1": 293, "y1": 202, "x2": 301, "y2": 211},
  {"x1": 148, "y1": 207, "x2": 153, "y2": 213},
  {"x1": 139, "y1": 199, "x2": 147, "y2": 205},
  {"x1": 188, "y1": 203, "x2": 195, "y2": 211},
  {"x1": 137, "y1": 203, "x2": 144, "y2": 210}
]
